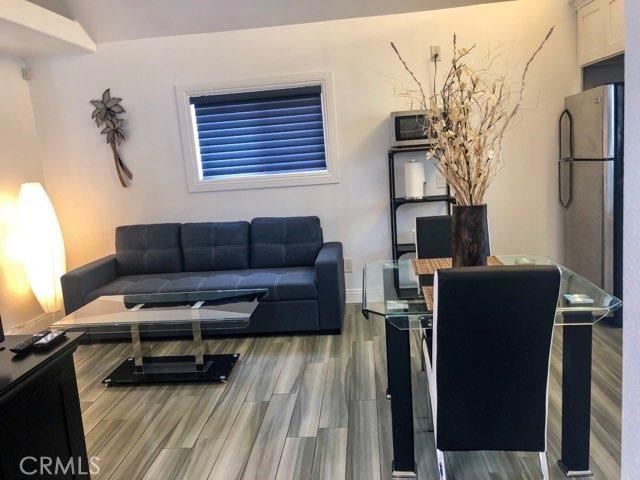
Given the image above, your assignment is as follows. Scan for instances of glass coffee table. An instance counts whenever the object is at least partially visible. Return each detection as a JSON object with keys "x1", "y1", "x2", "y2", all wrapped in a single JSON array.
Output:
[{"x1": 52, "y1": 289, "x2": 267, "y2": 385}]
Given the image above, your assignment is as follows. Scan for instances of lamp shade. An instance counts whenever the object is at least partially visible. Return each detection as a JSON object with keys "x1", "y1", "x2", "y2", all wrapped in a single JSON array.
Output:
[{"x1": 17, "y1": 183, "x2": 66, "y2": 314}]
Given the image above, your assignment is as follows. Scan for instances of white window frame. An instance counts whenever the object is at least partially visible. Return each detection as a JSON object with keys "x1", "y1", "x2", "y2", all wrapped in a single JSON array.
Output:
[{"x1": 175, "y1": 72, "x2": 340, "y2": 192}]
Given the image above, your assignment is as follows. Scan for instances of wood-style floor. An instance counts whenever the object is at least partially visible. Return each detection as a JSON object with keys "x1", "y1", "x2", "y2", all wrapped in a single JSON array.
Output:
[{"x1": 75, "y1": 305, "x2": 621, "y2": 480}]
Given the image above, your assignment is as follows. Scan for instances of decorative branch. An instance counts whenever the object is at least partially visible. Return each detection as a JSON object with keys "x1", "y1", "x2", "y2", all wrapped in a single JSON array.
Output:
[
  {"x1": 390, "y1": 42, "x2": 427, "y2": 109},
  {"x1": 391, "y1": 28, "x2": 554, "y2": 205},
  {"x1": 90, "y1": 89, "x2": 133, "y2": 188}
]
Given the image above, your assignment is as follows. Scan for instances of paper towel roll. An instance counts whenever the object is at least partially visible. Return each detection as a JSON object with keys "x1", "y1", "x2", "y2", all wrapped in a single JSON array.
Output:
[{"x1": 404, "y1": 160, "x2": 426, "y2": 199}]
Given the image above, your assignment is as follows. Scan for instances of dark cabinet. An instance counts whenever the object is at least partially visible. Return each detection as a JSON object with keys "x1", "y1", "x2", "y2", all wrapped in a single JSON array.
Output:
[{"x1": 0, "y1": 333, "x2": 89, "y2": 479}]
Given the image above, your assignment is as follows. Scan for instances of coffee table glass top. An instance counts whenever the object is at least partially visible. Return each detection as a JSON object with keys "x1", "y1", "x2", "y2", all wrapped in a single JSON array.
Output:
[
  {"x1": 362, "y1": 255, "x2": 622, "y2": 330},
  {"x1": 52, "y1": 289, "x2": 267, "y2": 332}
]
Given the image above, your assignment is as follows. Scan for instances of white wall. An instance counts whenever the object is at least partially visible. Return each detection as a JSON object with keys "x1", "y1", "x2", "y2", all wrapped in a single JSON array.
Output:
[
  {"x1": 622, "y1": 0, "x2": 640, "y2": 477},
  {"x1": 0, "y1": 54, "x2": 45, "y2": 331},
  {"x1": 26, "y1": 0, "x2": 578, "y2": 297}
]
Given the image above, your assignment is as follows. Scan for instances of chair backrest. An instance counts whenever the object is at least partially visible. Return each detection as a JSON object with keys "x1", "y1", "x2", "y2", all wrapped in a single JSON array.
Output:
[
  {"x1": 415, "y1": 215, "x2": 494, "y2": 259},
  {"x1": 432, "y1": 265, "x2": 560, "y2": 453},
  {"x1": 415, "y1": 215, "x2": 453, "y2": 259}
]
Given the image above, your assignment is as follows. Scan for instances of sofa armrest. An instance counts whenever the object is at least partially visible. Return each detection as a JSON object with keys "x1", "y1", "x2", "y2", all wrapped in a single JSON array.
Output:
[
  {"x1": 60, "y1": 255, "x2": 117, "y2": 314},
  {"x1": 315, "y1": 242, "x2": 346, "y2": 331}
]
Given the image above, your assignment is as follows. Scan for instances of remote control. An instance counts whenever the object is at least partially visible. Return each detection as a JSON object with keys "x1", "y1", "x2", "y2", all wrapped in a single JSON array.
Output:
[
  {"x1": 33, "y1": 330, "x2": 67, "y2": 349},
  {"x1": 10, "y1": 331, "x2": 50, "y2": 354}
]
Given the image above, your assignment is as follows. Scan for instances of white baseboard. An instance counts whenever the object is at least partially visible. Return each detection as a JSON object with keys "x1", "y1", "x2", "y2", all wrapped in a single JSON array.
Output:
[
  {"x1": 7, "y1": 312, "x2": 54, "y2": 335},
  {"x1": 346, "y1": 288, "x2": 362, "y2": 304}
]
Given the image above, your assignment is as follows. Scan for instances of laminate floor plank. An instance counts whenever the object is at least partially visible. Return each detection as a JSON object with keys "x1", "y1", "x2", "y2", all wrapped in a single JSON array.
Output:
[
  {"x1": 311, "y1": 428, "x2": 348, "y2": 480},
  {"x1": 449, "y1": 451, "x2": 491, "y2": 480},
  {"x1": 319, "y1": 356, "x2": 351, "y2": 429},
  {"x1": 242, "y1": 394, "x2": 298, "y2": 480},
  {"x1": 376, "y1": 397, "x2": 393, "y2": 480},
  {"x1": 84, "y1": 418, "x2": 124, "y2": 456},
  {"x1": 309, "y1": 335, "x2": 333, "y2": 363},
  {"x1": 207, "y1": 401, "x2": 269, "y2": 480},
  {"x1": 199, "y1": 364, "x2": 259, "y2": 440},
  {"x1": 274, "y1": 437, "x2": 316, "y2": 480},
  {"x1": 240, "y1": 337, "x2": 272, "y2": 365},
  {"x1": 81, "y1": 387, "x2": 131, "y2": 434},
  {"x1": 110, "y1": 395, "x2": 196, "y2": 479},
  {"x1": 90, "y1": 401, "x2": 164, "y2": 479},
  {"x1": 351, "y1": 341, "x2": 376, "y2": 401},
  {"x1": 274, "y1": 336, "x2": 314, "y2": 394},
  {"x1": 141, "y1": 448, "x2": 190, "y2": 480},
  {"x1": 175, "y1": 438, "x2": 224, "y2": 480},
  {"x1": 166, "y1": 383, "x2": 227, "y2": 448},
  {"x1": 288, "y1": 362, "x2": 328, "y2": 437},
  {"x1": 372, "y1": 335, "x2": 388, "y2": 399},
  {"x1": 246, "y1": 342, "x2": 291, "y2": 401},
  {"x1": 346, "y1": 400, "x2": 381, "y2": 480}
]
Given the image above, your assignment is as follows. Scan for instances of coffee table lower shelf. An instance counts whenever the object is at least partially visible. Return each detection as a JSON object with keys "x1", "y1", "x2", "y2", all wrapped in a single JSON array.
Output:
[{"x1": 103, "y1": 353, "x2": 239, "y2": 385}]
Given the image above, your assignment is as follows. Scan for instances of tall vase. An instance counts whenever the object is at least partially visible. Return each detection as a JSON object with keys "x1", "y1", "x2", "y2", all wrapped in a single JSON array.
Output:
[{"x1": 451, "y1": 204, "x2": 490, "y2": 267}]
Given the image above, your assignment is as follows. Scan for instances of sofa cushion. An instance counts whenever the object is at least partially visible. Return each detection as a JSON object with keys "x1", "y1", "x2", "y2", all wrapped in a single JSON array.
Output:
[
  {"x1": 181, "y1": 222, "x2": 250, "y2": 272},
  {"x1": 251, "y1": 216, "x2": 322, "y2": 268},
  {"x1": 83, "y1": 267, "x2": 317, "y2": 304},
  {"x1": 116, "y1": 224, "x2": 183, "y2": 275}
]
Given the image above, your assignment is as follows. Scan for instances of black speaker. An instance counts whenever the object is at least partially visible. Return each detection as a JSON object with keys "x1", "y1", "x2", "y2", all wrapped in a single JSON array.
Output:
[{"x1": 0, "y1": 315, "x2": 4, "y2": 343}]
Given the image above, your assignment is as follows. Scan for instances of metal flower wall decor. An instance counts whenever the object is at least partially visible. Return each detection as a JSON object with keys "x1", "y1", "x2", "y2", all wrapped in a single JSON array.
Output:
[{"x1": 90, "y1": 89, "x2": 133, "y2": 187}]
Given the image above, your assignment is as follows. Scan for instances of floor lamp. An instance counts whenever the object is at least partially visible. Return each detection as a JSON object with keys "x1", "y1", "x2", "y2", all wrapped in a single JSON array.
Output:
[{"x1": 17, "y1": 183, "x2": 66, "y2": 319}]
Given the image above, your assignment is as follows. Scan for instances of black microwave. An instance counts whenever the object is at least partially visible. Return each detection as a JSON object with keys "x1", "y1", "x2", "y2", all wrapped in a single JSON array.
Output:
[{"x1": 390, "y1": 110, "x2": 434, "y2": 148}]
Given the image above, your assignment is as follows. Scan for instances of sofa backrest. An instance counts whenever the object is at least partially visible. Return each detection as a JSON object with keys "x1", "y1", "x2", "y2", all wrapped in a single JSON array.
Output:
[
  {"x1": 115, "y1": 223, "x2": 183, "y2": 275},
  {"x1": 181, "y1": 222, "x2": 250, "y2": 271},
  {"x1": 114, "y1": 216, "x2": 323, "y2": 274},
  {"x1": 250, "y1": 216, "x2": 322, "y2": 268}
]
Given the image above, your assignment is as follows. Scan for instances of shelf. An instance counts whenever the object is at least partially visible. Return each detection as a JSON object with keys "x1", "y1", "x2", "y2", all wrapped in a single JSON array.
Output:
[
  {"x1": 393, "y1": 195, "x2": 455, "y2": 207},
  {"x1": 393, "y1": 243, "x2": 416, "y2": 256},
  {"x1": 389, "y1": 144, "x2": 434, "y2": 154}
]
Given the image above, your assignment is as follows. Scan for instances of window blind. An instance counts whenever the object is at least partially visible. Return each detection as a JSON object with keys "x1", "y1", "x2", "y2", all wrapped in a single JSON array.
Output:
[{"x1": 190, "y1": 86, "x2": 327, "y2": 179}]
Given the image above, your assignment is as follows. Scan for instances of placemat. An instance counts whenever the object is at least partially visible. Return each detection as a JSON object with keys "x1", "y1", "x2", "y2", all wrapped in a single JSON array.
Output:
[
  {"x1": 422, "y1": 286, "x2": 434, "y2": 312},
  {"x1": 412, "y1": 256, "x2": 504, "y2": 275}
]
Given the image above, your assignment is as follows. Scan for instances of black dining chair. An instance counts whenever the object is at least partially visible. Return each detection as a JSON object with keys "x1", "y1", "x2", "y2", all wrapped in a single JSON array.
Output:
[
  {"x1": 414, "y1": 215, "x2": 454, "y2": 373},
  {"x1": 415, "y1": 215, "x2": 453, "y2": 259},
  {"x1": 423, "y1": 265, "x2": 561, "y2": 480}
]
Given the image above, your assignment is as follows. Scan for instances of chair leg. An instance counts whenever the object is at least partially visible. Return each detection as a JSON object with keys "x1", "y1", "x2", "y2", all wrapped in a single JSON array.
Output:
[
  {"x1": 539, "y1": 452, "x2": 550, "y2": 480},
  {"x1": 436, "y1": 450, "x2": 447, "y2": 480}
]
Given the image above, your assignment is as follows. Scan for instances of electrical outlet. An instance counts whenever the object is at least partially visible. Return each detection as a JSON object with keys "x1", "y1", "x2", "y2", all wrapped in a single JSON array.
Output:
[
  {"x1": 344, "y1": 258, "x2": 353, "y2": 273},
  {"x1": 430, "y1": 45, "x2": 441, "y2": 63}
]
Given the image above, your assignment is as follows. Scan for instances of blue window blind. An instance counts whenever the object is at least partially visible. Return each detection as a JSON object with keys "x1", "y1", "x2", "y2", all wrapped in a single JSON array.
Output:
[{"x1": 190, "y1": 86, "x2": 327, "y2": 179}]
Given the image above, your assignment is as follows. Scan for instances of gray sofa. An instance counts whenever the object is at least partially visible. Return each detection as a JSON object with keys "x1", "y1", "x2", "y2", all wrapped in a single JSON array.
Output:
[{"x1": 61, "y1": 216, "x2": 345, "y2": 338}]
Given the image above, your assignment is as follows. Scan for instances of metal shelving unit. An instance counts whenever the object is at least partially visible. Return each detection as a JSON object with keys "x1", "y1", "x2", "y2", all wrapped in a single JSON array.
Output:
[{"x1": 388, "y1": 145, "x2": 455, "y2": 260}]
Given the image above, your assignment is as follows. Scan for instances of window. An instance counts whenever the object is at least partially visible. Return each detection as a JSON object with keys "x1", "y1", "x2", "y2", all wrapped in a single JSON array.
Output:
[{"x1": 176, "y1": 73, "x2": 339, "y2": 192}]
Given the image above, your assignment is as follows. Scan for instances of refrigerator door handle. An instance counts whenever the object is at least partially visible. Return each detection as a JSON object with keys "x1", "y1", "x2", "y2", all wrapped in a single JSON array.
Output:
[
  {"x1": 559, "y1": 159, "x2": 573, "y2": 208},
  {"x1": 559, "y1": 109, "x2": 574, "y2": 208}
]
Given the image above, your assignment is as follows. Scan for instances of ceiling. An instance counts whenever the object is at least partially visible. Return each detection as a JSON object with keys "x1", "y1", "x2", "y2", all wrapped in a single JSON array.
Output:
[{"x1": 28, "y1": 0, "x2": 511, "y2": 44}]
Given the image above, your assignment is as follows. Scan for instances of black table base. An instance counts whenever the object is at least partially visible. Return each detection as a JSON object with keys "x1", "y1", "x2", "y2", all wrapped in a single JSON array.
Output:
[
  {"x1": 385, "y1": 319, "x2": 417, "y2": 478},
  {"x1": 103, "y1": 353, "x2": 239, "y2": 385},
  {"x1": 558, "y1": 312, "x2": 594, "y2": 477}
]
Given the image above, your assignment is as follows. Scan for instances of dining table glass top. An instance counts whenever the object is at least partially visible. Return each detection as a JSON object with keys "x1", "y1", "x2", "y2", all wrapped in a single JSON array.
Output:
[{"x1": 362, "y1": 255, "x2": 622, "y2": 330}]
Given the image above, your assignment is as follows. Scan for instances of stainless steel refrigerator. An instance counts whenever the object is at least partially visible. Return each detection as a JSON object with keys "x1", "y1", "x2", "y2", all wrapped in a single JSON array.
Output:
[{"x1": 559, "y1": 83, "x2": 623, "y2": 326}]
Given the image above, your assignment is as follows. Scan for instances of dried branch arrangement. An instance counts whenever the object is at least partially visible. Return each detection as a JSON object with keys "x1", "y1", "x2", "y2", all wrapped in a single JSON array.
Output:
[
  {"x1": 391, "y1": 28, "x2": 554, "y2": 205},
  {"x1": 90, "y1": 89, "x2": 133, "y2": 187}
]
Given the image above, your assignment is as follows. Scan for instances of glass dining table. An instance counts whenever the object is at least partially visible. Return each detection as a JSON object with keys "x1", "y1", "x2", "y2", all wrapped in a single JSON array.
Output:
[{"x1": 362, "y1": 255, "x2": 622, "y2": 479}]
